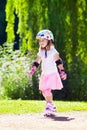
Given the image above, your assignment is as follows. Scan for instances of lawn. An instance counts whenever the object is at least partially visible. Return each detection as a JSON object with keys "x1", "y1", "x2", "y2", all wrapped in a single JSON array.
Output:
[{"x1": 0, "y1": 100, "x2": 87, "y2": 114}]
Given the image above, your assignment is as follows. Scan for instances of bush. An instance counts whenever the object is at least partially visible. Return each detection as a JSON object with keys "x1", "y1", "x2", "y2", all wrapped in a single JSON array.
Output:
[{"x1": 0, "y1": 44, "x2": 41, "y2": 99}]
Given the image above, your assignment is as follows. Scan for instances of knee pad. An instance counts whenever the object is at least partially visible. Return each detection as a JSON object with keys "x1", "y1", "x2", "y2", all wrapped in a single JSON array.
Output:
[{"x1": 42, "y1": 89, "x2": 52, "y2": 97}]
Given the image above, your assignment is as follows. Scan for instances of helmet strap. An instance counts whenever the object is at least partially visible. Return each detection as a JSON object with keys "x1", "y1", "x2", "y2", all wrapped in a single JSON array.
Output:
[
  {"x1": 40, "y1": 40, "x2": 50, "y2": 58},
  {"x1": 44, "y1": 40, "x2": 50, "y2": 58},
  {"x1": 45, "y1": 48, "x2": 47, "y2": 58}
]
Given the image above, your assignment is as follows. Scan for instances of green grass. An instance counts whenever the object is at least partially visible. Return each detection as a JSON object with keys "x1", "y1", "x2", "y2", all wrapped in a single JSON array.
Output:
[{"x1": 0, "y1": 100, "x2": 87, "y2": 114}]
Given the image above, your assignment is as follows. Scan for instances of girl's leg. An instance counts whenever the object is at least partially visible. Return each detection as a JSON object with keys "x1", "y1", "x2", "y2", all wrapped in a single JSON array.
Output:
[
  {"x1": 42, "y1": 89, "x2": 56, "y2": 115},
  {"x1": 42, "y1": 89, "x2": 53, "y2": 103}
]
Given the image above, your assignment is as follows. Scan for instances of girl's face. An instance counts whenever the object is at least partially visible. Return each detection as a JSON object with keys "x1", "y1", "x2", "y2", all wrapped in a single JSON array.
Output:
[{"x1": 38, "y1": 38, "x2": 48, "y2": 48}]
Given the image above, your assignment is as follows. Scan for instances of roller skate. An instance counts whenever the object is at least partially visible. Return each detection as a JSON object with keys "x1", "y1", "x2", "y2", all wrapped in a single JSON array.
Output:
[{"x1": 44, "y1": 102, "x2": 56, "y2": 117}]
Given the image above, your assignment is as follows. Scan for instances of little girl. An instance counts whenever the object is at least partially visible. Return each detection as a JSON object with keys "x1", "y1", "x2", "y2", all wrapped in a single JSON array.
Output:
[{"x1": 29, "y1": 29, "x2": 67, "y2": 116}]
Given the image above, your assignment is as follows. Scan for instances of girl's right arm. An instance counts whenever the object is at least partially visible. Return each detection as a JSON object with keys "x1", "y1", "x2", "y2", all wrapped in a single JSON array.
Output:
[{"x1": 29, "y1": 56, "x2": 41, "y2": 77}]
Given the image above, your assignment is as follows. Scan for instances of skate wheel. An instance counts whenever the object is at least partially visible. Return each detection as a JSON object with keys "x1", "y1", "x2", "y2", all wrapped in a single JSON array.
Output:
[
  {"x1": 44, "y1": 114, "x2": 51, "y2": 117},
  {"x1": 44, "y1": 113, "x2": 55, "y2": 117}
]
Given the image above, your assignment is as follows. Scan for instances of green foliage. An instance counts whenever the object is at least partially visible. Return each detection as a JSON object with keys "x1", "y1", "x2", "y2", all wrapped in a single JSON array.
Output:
[
  {"x1": 65, "y1": 0, "x2": 87, "y2": 101},
  {"x1": 0, "y1": 44, "x2": 41, "y2": 100},
  {"x1": 5, "y1": 0, "x2": 49, "y2": 51},
  {"x1": 4, "y1": 0, "x2": 87, "y2": 100},
  {"x1": 5, "y1": 0, "x2": 15, "y2": 41}
]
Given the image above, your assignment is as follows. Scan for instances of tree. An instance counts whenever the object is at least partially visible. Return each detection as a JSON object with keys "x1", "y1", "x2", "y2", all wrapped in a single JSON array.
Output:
[{"x1": 4, "y1": 0, "x2": 87, "y2": 100}]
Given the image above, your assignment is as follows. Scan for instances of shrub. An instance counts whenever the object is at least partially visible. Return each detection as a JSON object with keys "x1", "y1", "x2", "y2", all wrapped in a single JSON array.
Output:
[{"x1": 0, "y1": 44, "x2": 41, "y2": 99}]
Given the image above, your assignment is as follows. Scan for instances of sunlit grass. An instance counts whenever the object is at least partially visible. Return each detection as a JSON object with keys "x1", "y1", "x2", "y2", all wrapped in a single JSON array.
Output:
[
  {"x1": 55, "y1": 101, "x2": 87, "y2": 112},
  {"x1": 0, "y1": 100, "x2": 87, "y2": 114}
]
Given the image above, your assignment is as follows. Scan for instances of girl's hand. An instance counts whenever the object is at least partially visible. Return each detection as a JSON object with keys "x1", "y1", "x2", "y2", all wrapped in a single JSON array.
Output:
[
  {"x1": 59, "y1": 70, "x2": 67, "y2": 80},
  {"x1": 29, "y1": 67, "x2": 36, "y2": 77}
]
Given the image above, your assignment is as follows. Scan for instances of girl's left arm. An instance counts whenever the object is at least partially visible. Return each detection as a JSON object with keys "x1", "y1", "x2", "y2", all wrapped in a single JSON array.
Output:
[{"x1": 54, "y1": 53, "x2": 67, "y2": 80}]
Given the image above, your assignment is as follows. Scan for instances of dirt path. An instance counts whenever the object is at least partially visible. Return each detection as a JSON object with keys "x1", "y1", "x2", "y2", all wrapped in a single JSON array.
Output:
[{"x1": 0, "y1": 111, "x2": 87, "y2": 130}]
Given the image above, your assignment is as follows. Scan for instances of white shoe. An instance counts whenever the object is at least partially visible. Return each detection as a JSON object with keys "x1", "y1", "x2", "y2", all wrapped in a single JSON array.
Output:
[{"x1": 44, "y1": 102, "x2": 56, "y2": 116}]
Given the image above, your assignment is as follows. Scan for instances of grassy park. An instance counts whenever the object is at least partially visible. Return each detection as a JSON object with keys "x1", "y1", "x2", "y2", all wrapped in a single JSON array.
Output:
[
  {"x1": 0, "y1": 0, "x2": 87, "y2": 106},
  {"x1": 0, "y1": 1, "x2": 87, "y2": 129}
]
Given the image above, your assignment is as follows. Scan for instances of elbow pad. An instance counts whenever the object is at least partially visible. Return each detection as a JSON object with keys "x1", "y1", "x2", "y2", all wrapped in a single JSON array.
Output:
[
  {"x1": 55, "y1": 59, "x2": 63, "y2": 66},
  {"x1": 32, "y1": 62, "x2": 39, "y2": 68}
]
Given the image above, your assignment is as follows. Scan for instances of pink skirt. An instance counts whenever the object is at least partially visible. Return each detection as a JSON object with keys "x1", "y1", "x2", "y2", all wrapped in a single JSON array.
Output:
[{"x1": 39, "y1": 72, "x2": 63, "y2": 91}]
